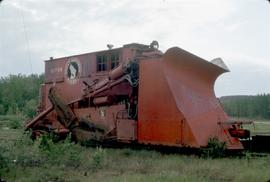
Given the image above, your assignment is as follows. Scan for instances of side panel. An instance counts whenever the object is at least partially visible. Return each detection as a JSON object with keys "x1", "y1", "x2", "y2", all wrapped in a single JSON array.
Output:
[
  {"x1": 73, "y1": 105, "x2": 126, "y2": 131},
  {"x1": 138, "y1": 59, "x2": 197, "y2": 147},
  {"x1": 117, "y1": 119, "x2": 137, "y2": 141}
]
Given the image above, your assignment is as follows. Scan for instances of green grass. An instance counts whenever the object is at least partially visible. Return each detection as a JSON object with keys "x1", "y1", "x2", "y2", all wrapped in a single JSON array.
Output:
[
  {"x1": 1, "y1": 115, "x2": 270, "y2": 182},
  {"x1": 244, "y1": 122, "x2": 270, "y2": 135},
  {"x1": 1, "y1": 142, "x2": 270, "y2": 182},
  {"x1": 0, "y1": 114, "x2": 26, "y2": 129},
  {"x1": 232, "y1": 118, "x2": 270, "y2": 135}
]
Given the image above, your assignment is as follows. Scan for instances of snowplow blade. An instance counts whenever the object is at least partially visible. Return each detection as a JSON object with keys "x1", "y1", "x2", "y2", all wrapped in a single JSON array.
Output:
[{"x1": 138, "y1": 47, "x2": 243, "y2": 149}]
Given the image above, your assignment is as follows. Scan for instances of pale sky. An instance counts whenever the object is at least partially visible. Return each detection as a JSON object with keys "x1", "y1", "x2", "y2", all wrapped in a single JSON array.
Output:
[{"x1": 0, "y1": 0, "x2": 269, "y2": 96}]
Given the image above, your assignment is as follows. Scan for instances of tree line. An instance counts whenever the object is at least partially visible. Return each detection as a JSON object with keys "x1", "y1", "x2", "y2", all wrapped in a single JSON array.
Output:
[
  {"x1": 0, "y1": 74, "x2": 44, "y2": 117},
  {"x1": 220, "y1": 94, "x2": 270, "y2": 119}
]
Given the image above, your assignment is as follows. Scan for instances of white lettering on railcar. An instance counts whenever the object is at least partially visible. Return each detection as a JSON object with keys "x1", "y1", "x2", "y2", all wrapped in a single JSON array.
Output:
[{"x1": 50, "y1": 67, "x2": 63, "y2": 74}]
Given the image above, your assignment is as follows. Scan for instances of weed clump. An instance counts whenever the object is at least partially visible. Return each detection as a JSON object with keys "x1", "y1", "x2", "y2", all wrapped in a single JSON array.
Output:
[
  {"x1": 37, "y1": 133, "x2": 81, "y2": 168},
  {"x1": 202, "y1": 137, "x2": 226, "y2": 158},
  {"x1": 90, "y1": 147, "x2": 106, "y2": 171}
]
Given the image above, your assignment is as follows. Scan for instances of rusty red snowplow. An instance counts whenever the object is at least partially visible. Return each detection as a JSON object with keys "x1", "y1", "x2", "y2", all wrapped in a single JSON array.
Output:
[{"x1": 26, "y1": 42, "x2": 250, "y2": 150}]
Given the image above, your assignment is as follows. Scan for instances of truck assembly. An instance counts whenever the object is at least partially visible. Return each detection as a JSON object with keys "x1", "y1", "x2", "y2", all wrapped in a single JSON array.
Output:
[{"x1": 26, "y1": 42, "x2": 251, "y2": 150}]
